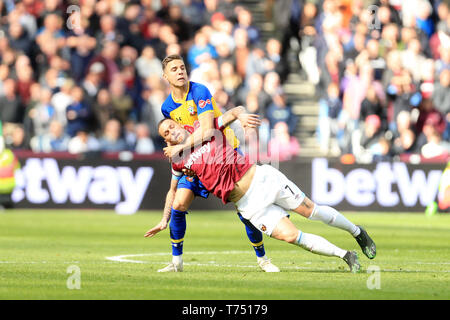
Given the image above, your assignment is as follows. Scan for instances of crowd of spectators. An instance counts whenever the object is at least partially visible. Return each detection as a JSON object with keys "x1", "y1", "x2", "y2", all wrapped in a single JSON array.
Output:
[
  {"x1": 286, "y1": 0, "x2": 450, "y2": 162},
  {"x1": 0, "y1": 0, "x2": 300, "y2": 161}
]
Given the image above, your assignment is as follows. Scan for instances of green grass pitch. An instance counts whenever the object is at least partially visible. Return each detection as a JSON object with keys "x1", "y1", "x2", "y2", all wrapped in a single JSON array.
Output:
[{"x1": 0, "y1": 209, "x2": 449, "y2": 300}]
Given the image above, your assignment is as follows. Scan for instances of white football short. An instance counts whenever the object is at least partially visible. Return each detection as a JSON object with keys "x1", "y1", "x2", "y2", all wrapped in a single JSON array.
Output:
[{"x1": 235, "y1": 164, "x2": 305, "y2": 236}]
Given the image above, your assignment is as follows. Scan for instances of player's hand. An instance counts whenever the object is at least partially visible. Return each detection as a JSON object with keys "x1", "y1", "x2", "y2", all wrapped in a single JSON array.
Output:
[
  {"x1": 144, "y1": 220, "x2": 168, "y2": 238},
  {"x1": 182, "y1": 168, "x2": 196, "y2": 177},
  {"x1": 238, "y1": 113, "x2": 261, "y2": 129},
  {"x1": 163, "y1": 144, "x2": 184, "y2": 158}
]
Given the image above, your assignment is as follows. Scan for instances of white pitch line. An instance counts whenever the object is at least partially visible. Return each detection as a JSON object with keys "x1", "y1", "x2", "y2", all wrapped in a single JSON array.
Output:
[{"x1": 104, "y1": 252, "x2": 450, "y2": 273}]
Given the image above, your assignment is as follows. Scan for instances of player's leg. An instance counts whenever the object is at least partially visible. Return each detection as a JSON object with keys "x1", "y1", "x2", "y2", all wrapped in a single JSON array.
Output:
[
  {"x1": 253, "y1": 205, "x2": 361, "y2": 273},
  {"x1": 236, "y1": 212, "x2": 279, "y2": 272},
  {"x1": 234, "y1": 148, "x2": 276, "y2": 271},
  {"x1": 266, "y1": 164, "x2": 376, "y2": 260},
  {"x1": 291, "y1": 197, "x2": 376, "y2": 259},
  {"x1": 157, "y1": 186, "x2": 194, "y2": 272}
]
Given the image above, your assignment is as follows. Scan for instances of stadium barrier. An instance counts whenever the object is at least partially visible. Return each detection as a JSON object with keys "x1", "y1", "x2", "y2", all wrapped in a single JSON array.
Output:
[{"x1": 11, "y1": 152, "x2": 447, "y2": 213}]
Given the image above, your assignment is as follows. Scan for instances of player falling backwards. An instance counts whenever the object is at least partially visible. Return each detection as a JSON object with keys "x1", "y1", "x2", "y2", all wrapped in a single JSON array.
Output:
[
  {"x1": 153, "y1": 54, "x2": 279, "y2": 272},
  {"x1": 146, "y1": 106, "x2": 377, "y2": 273}
]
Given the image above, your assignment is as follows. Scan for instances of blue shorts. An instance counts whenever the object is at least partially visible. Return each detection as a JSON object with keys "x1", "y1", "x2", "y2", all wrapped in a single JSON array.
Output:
[
  {"x1": 177, "y1": 175, "x2": 209, "y2": 198},
  {"x1": 176, "y1": 147, "x2": 243, "y2": 198}
]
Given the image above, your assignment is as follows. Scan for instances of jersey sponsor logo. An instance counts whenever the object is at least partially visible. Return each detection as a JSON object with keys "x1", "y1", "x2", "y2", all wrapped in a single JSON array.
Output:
[
  {"x1": 184, "y1": 125, "x2": 194, "y2": 134},
  {"x1": 185, "y1": 142, "x2": 211, "y2": 169},
  {"x1": 183, "y1": 121, "x2": 200, "y2": 134},
  {"x1": 193, "y1": 120, "x2": 200, "y2": 130},
  {"x1": 198, "y1": 99, "x2": 211, "y2": 109}
]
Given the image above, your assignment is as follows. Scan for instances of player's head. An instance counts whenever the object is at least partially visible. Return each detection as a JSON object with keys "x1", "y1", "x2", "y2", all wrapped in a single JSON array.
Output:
[
  {"x1": 158, "y1": 118, "x2": 188, "y2": 145},
  {"x1": 162, "y1": 54, "x2": 187, "y2": 87}
]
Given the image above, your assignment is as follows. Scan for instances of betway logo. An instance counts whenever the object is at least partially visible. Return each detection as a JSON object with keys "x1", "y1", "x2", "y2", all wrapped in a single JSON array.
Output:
[
  {"x1": 12, "y1": 158, "x2": 154, "y2": 215},
  {"x1": 312, "y1": 159, "x2": 442, "y2": 208},
  {"x1": 185, "y1": 142, "x2": 211, "y2": 169}
]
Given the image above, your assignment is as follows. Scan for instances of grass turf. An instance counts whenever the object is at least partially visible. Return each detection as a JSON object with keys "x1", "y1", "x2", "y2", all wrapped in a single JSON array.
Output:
[{"x1": 0, "y1": 209, "x2": 449, "y2": 300}]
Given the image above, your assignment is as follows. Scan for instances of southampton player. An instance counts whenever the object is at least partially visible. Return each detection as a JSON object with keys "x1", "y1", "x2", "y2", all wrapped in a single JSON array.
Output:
[
  {"x1": 146, "y1": 107, "x2": 377, "y2": 273},
  {"x1": 156, "y1": 54, "x2": 278, "y2": 272}
]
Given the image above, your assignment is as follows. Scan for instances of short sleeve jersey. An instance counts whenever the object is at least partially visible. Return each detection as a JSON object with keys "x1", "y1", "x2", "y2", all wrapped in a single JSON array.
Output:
[
  {"x1": 161, "y1": 81, "x2": 239, "y2": 149},
  {"x1": 171, "y1": 120, "x2": 252, "y2": 204}
]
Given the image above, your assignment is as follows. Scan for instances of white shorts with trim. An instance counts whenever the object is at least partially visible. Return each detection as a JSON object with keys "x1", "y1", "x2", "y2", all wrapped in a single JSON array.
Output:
[{"x1": 235, "y1": 165, "x2": 305, "y2": 236}]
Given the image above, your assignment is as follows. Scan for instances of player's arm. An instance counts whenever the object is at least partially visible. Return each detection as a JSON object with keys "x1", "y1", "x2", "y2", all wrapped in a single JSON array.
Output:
[
  {"x1": 217, "y1": 106, "x2": 261, "y2": 130},
  {"x1": 164, "y1": 111, "x2": 215, "y2": 158},
  {"x1": 144, "y1": 176, "x2": 179, "y2": 238},
  {"x1": 164, "y1": 85, "x2": 218, "y2": 158}
]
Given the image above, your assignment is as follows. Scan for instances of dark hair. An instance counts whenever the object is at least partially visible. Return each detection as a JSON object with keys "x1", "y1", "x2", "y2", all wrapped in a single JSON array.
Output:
[
  {"x1": 162, "y1": 54, "x2": 184, "y2": 70},
  {"x1": 157, "y1": 118, "x2": 171, "y2": 133}
]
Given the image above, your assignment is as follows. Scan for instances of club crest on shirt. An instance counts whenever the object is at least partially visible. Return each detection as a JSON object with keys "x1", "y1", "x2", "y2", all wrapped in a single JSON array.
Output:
[
  {"x1": 260, "y1": 224, "x2": 267, "y2": 232},
  {"x1": 188, "y1": 105, "x2": 196, "y2": 116}
]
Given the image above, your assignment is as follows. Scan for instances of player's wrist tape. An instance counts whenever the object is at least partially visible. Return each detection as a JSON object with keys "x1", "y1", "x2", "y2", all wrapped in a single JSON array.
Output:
[{"x1": 216, "y1": 115, "x2": 224, "y2": 130}]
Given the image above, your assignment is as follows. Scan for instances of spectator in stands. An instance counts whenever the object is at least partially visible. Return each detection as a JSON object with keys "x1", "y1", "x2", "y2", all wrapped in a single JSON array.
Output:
[
  {"x1": 8, "y1": 22, "x2": 32, "y2": 56},
  {"x1": 28, "y1": 87, "x2": 54, "y2": 138},
  {"x1": 51, "y1": 79, "x2": 74, "y2": 127},
  {"x1": 266, "y1": 89, "x2": 298, "y2": 136},
  {"x1": 67, "y1": 129, "x2": 100, "y2": 154},
  {"x1": 98, "y1": 119, "x2": 128, "y2": 152},
  {"x1": 268, "y1": 121, "x2": 300, "y2": 161},
  {"x1": 432, "y1": 69, "x2": 450, "y2": 140},
  {"x1": 88, "y1": 41, "x2": 120, "y2": 86},
  {"x1": 109, "y1": 77, "x2": 133, "y2": 125},
  {"x1": 187, "y1": 30, "x2": 218, "y2": 70},
  {"x1": 421, "y1": 127, "x2": 450, "y2": 159},
  {"x1": 13, "y1": 125, "x2": 27, "y2": 150},
  {"x1": 318, "y1": 82, "x2": 343, "y2": 155},
  {"x1": 81, "y1": 62, "x2": 105, "y2": 103},
  {"x1": 360, "y1": 86, "x2": 386, "y2": 128},
  {"x1": 136, "y1": 46, "x2": 163, "y2": 80},
  {"x1": 352, "y1": 114, "x2": 385, "y2": 162},
  {"x1": 235, "y1": 72, "x2": 271, "y2": 114},
  {"x1": 92, "y1": 88, "x2": 114, "y2": 136},
  {"x1": 245, "y1": 42, "x2": 275, "y2": 85},
  {"x1": 31, "y1": 120, "x2": 70, "y2": 153},
  {"x1": 234, "y1": 7, "x2": 260, "y2": 45},
  {"x1": 0, "y1": 78, "x2": 22, "y2": 125},
  {"x1": 219, "y1": 60, "x2": 242, "y2": 97},
  {"x1": 66, "y1": 86, "x2": 92, "y2": 137},
  {"x1": 232, "y1": 27, "x2": 250, "y2": 79},
  {"x1": 134, "y1": 123, "x2": 156, "y2": 154}
]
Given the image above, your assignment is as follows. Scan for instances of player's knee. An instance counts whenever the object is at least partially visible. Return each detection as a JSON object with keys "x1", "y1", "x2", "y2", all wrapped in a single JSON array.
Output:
[
  {"x1": 283, "y1": 231, "x2": 299, "y2": 243},
  {"x1": 274, "y1": 229, "x2": 298, "y2": 243},
  {"x1": 172, "y1": 200, "x2": 189, "y2": 212}
]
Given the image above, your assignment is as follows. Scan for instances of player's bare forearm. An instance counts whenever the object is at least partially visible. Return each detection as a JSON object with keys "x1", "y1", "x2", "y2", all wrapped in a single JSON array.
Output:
[
  {"x1": 144, "y1": 179, "x2": 177, "y2": 238},
  {"x1": 182, "y1": 112, "x2": 215, "y2": 149},
  {"x1": 162, "y1": 178, "x2": 178, "y2": 222},
  {"x1": 162, "y1": 188, "x2": 176, "y2": 222},
  {"x1": 220, "y1": 106, "x2": 246, "y2": 127},
  {"x1": 221, "y1": 106, "x2": 261, "y2": 129}
]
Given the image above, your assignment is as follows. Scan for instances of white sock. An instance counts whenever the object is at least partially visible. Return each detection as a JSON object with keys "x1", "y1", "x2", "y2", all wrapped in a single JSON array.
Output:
[
  {"x1": 172, "y1": 255, "x2": 183, "y2": 265},
  {"x1": 295, "y1": 231, "x2": 347, "y2": 258},
  {"x1": 310, "y1": 205, "x2": 360, "y2": 237}
]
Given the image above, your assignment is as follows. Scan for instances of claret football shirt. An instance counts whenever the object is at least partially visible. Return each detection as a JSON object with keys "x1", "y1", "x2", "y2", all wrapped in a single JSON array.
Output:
[{"x1": 171, "y1": 120, "x2": 253, "y2": 204}]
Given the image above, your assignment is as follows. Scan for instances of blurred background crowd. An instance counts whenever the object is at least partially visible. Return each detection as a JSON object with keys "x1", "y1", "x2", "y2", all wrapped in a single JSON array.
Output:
[
  {"x1": 0, "y1": 0, "x2": 448, "y2": 162},
  {"x1": 300, "y1": 0, "x2": 450, "y2": 162}
]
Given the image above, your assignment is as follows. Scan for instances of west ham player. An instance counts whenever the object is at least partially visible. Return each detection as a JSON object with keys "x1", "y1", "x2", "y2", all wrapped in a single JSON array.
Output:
[
  {"x1": 146, "y1": 107, "x2": 377, "y2": 273},
  {"x1": 157, "y1": 54, "x2": 278, "y2": 272}
]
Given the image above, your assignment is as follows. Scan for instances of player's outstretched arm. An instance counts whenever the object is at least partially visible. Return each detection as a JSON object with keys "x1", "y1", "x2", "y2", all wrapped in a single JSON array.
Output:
[
  {"x1": 164, "y1": 112, "x2": 215, "y2": 158},
  {"x1": 220, "y1": 106, "x2": 261, "y2": 129},
  {"x1": 144, "y1": 178, "x2": 178, "y2": 238}
]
